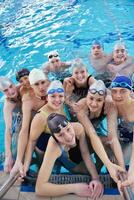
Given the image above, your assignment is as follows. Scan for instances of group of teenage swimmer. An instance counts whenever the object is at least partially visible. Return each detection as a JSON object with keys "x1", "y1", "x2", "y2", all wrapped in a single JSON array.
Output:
[{"x1": 0, "y1": 40, "x2": 134, "y2": 199}]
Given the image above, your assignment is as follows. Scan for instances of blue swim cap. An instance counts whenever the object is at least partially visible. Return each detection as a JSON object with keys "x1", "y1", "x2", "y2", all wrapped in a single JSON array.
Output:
[
  {"x1": 110, "y1": 75, "x2": 132, "y2": 90},
  {"x1": 92, "y1": 40, "x2": 104, "y2": 49}
]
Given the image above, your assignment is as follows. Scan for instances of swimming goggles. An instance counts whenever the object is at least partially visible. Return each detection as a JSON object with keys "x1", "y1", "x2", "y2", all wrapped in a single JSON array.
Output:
[
  {"x1": 48, "y1": 54, "x2": 59, "y2": 59},
  {"x1": 110, "y1": 82, "x2": 132, "y2": 90},
  {"x1": 47, "y1": 88, "x2": 64, "y2": 95},
  {"x1": 88, "y1": 88, "x2": 106, "y2": 96}
]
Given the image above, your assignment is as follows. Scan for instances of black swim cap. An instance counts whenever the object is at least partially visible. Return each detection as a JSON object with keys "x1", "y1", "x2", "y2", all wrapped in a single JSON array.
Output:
[
  {"x1": 16, "y1": 68, "x2": 30, "y2": 82},
  {"x1": 47, "y1": 113, "x2": 69, "y2": 134}
]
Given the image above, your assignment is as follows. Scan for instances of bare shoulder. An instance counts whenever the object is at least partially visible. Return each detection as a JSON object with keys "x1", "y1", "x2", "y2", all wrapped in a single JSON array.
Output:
[{"x1": 4, "y1": 99, "x2": 16, "y2": 111}]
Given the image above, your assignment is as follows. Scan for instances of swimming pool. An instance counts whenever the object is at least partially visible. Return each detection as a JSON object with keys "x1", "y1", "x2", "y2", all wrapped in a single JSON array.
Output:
[{"x1": 0, "y1": 0, "x2": 134, "y2": 154}]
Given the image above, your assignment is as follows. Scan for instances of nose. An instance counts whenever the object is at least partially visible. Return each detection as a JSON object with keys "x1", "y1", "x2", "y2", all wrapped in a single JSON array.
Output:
[
  {"x1": 91, "y1": 100, "x2": 97, "y2": 107},
  {"x1": 55, "y1": 96, "x2": 61, "y2": 102},
  {"x1": 77, "y1": 73, "x2": 82, "y2": 78},
  {"x1": 39, "y1": 83, "x2": 45, "y2": 91},
  {"x1": 23, "y1": 80, "x2": 29, "y2": 86},
  {"x1": 64, "y1": 132, "x2": 72, "y2": 141},
  {"x1": 8, "y1": 88, "x2": 15, "y2": 95}
]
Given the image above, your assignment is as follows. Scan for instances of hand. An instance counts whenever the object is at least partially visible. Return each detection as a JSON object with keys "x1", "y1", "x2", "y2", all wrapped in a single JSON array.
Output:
[
  {"x1": 107, "y1": 163, "x2": 125, "y2": 183},
  {"x1": 10, "y1": 160, "x2": 25, "y2": 178},
  {"x1": 64, "y1": 77, "x2": 74, "y2": 94},
  {"x1": 74, "y1": 183, "x2": 92, "y2": 197},
  {"x1": 4, "y1": 155, "x2": 14, "y2": 173},
  {"x1": 121, "y1": 170, "x2": 134, "y2": 187},
  {"x1": 89, "y1": 180, "x2": 104, "y2": 199}
]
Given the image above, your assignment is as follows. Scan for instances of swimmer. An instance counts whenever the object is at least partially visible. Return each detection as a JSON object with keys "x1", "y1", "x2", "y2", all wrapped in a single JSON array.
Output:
[
  {"x1": 0, "y1": 77, "x2": 21, "y2": 173},
  {"x1": 64, "y1": 59, "x2": 96, "y2": 121},
  {"x1": 107, "y1": 43, "x2": 134, "y2": 78},
  {"x1": 21, "y1": 80, "x2": 67, "y2": 176},
  {"x1": 16, "y1": 68, "x2": 30, "y2": 95},
  {"x1": 42, "y1": 50, "x2": 72, "y2": 81},
  {"x1": 110, "y1": 75, "x2": 134, "y2": 188},
  {"x1": 76, "y1": 80, "x2": 125, "y2": 183},
  {"x1": 89, "y1": 41, "x2": 112, "y2": 73},
  {"x1": 10, "y1": 69, "x2": 49, "y2": 176},
  {"x1": 35, "y1": 113, "x2": 104, "y2": 198}
]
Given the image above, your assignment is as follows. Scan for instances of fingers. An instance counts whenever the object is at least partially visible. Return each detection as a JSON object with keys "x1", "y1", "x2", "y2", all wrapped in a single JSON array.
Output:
[
  {"x1": 122, "y1": 180, "x2": 131, "y2": 187},
  {"x1": 117, "y1": 180, "x2": 124, "y2": 196}
]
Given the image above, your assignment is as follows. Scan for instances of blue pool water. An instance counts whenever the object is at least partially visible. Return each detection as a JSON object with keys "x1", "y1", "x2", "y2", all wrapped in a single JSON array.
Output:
[{"x1": 0, "y1": 0, "x2": 134, "y2": 154}]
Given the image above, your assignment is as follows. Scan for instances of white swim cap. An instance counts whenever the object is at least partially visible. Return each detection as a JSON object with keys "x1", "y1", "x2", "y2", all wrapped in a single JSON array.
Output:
[
  {"x1": 47, "y1": 51, "x2": 60, "y2": 61},
  {"x1": 0, "y1": 76, "x2": 13, "y2": 91},
  {"x1": 89, "y1": 80, "x2": 107, "y2": 95},
  {"x1": 114, "y1": 43, "x2": 126, "y2": 51},
  {"x1": 47, "y1": 80, "x2": 64, "y2": 94},
  {"x1": 29, "y1": 68, "x2": 47, "y2": 85}
]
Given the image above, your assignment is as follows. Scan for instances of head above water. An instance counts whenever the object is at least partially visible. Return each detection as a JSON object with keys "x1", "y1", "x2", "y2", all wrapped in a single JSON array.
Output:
[
  {"x1": 29, "y1": 68, "x2": 47, "y2": 85},
  {"x1": 88, "y1": 80, "x2": 107, "y2": 96},
  {"x1": 48, "y1": 51, "x2": 60, "y2": 62},
  {"x1": 16, "y1": 68, "x2": 30, "y2": 82},
  {"x1": 47, "y1": 80, "x2": 64, "y2": 95},
  {"x1": 0, "y1": 76, "x2": 13, "y2": 92},
  {"x1": 47, "y1": 113, "x2": 69, "y2": 134},
  {"x1": 110, "y1": 75, "x2": 132, "y2": 91}
]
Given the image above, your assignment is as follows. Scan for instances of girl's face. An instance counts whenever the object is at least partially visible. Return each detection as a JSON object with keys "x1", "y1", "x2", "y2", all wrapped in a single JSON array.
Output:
[
  {"x1": 19, "y1": 75, "x2": 30, "y2": 88},
  {"x1": 3, "y1": 84, "x2": 18, "y2": 99},
  {"x1": 113, "y1": 48, "x2": 127, "y2": 65},
  {"x1": 72, "y1": 67, "x2": 88, "y2": 85},
  {"x1": 47, "y1": 92, "x2": 64, "y2": 110},
  {"x1": 86, "y1": 92, "x2": 105, "y2": 112},
  {"x1": 32, "y1": 80, "x2": 49, "y2": 97},
  {"x1": 54, "y1": 123, "x2": 76, "y2": 146},
  {"x1": 111, "y1": 87, "x2": 131, "y2": 105}
]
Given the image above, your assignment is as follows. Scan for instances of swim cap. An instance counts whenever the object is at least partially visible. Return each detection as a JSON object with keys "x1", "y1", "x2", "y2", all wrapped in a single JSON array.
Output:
[
  {"x1": 89, "y1": 80, "x2": 107, "y2": 95},
  {"x1": 47, "y1": 80, "x2": 64, "y2": 95},
  {"x1": 47, "y1": 51, "x2": 60, "y2": 61},
  {"x1": 114, "y1": 42, "x2": 126, "y2": 51},
  {"x1": 47, "y1": 113, "x2": 69, "y2": 134},
  {"x1": 16, "y1": 68, "x2": 30, "y2": 82},
  {"x1": 92, "y1": 40, "x2": 104, "y2": 49},
  {"x1": 110, "y1": 75, "x2": 132, "y2": 90},
  {"x1": 0, "y1": 76, "x2": 13, "y2": 91},
  {"x1": 29, "y1": 68, "x2": 47, "y2": 85}
]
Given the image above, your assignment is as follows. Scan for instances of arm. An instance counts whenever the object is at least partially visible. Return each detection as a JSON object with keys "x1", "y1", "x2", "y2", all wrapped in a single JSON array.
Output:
[
  {"x1": 107, "y1": 103, "x2": 125, "y2": 168},
  {"x1": 23, "y1": 113, "x2": 46, "y2": 173},
  {"x1": 77, "y1": 110, "x2": 125, "y2": 183},
  {"x1": 122, "y1": 142, "x2": 134, "y2": 187},
  {"x1": 3, "y1": 101, "x2": 16, "y2": 172},
  {"x1": 88, "y1": 76, "x2": 96, "y2": 86},
  {"x1": 15, "y1": 100, "x2": 32, "y2": 162},
  {"x1": 42, "y1": 63, "x2": 50, "y2": 75},
  {"x1": 36, "y1": 137, "x2": 92, "y2": 197},
  {"x1": 74, "y1": 123, "x2": 99, "y2": 180}
]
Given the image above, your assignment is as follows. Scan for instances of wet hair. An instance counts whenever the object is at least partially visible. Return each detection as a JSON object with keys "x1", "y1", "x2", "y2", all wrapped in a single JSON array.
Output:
[
  {"x1": 47, "y1": 113, "x2": 69, "y2": 134},
  {"x1": 71, "y1": 58, "x2": 87, "y2": 73},
  {"x1": 16, "y1": 68, "x2": 30, "y2": 82},
  {"x1": 114, "y1": 42, "x2": 126, "y2": 51}
]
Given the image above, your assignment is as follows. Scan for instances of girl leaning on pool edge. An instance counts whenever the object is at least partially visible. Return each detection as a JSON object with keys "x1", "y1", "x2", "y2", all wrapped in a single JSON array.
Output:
[
  {"x1": 76, "y1": 80, "x2": 125, "y2": 183},
  {"x1": 35, "y1": 113, "x2": 103, "y2": 198}
]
